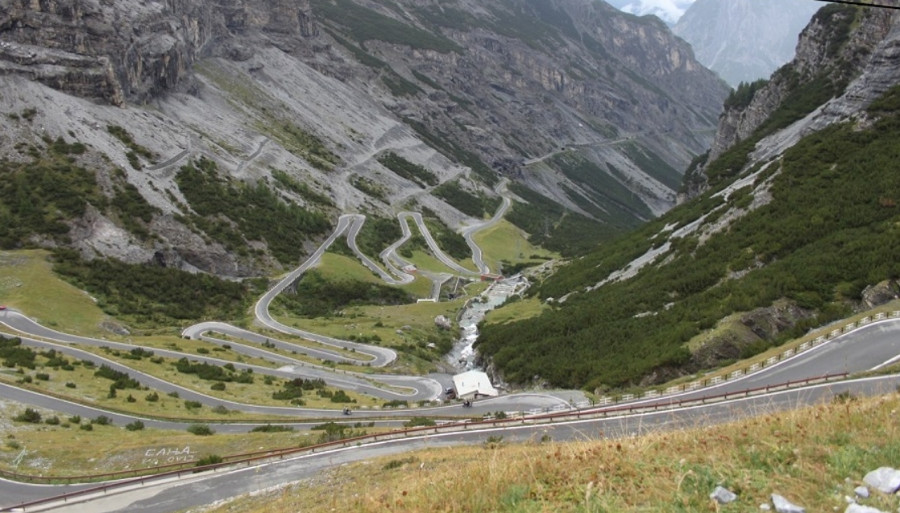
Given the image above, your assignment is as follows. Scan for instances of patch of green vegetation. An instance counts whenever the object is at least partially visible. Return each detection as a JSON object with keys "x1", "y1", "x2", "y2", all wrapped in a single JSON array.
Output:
[
  {"x1": 271, "y1": 377, "x2": 326, "y2": 403},
  {"x1": 433, "y1": 181, "x2": 502, "y2": 219},
  {"x1": 310, "y1": 421, "x2": 368, "y2": 444},
  {"x1": 724, "y1": 79, "x2": 769, "y2": 110},
  {"x1": 0, "y1": 337, "x2": 37, "y2": 369},
  {"x1": 0, "y1": 144, "x2": 107, "y2": 248},
  {"x1": 110, "y1": 181, "x2": 160, "y2": 239},
  {"x1": 420, "y1": 210, "x2": 470, "y2": 262},
  {"x1": 381, "y1": 73, "x2": 422, "y2": 97},
  {"x1": 550, "y1": 152, "x2": 654, "y2": 220},
  {"x1": 505, "y1": 183, "x2": 614, "y2": 257},
  {"x1": 50, "y1": 249, "x2": 257, "y2": 326},
  {"x1": 478, "y1": 85, "x2": 900, "y2": 391},
  {"x1": 410, "y1": 70, "x2": 441, "y2": 90},
  {"x1": 350, "y1": 175, "x2": 388, "y2": 202},
  {"x1": 107, "y1": 125, "x2": 154, "y2": 169},
  {"x1": 617, "y1": 142, "x2": 682, "y2": 191},
  {"x1": 355, "y1": 216, "x2": 403, "y2": 259},
  {"x1": 273, "y1": 269, "x2": 414, "y2": 318},
  {"x1": 175, "y1": 358, "x2": 255, "y2": 383},
  {"x1": 270, "y1": 169, "x2": 335, "y2": 208},
  {"x1": 377, "y1": 152, "x2": 438, "y2": 187},
  {"x1": 264, "y1": 123, "x2": 340, "y2": 172},
  {"x1": 310, "y1": 0, "x2": 461, "y2": 53},
  {"x1": 176, "y1": 158, "x2": 331, "y2": 266}
]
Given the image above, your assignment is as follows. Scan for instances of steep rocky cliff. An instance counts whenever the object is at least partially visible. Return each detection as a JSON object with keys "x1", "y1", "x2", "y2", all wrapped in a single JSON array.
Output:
[
  {"x1": 682, "y1": 5, "x2": 898, "y2": 198},
  {"x1": 0, "y1": 0, "x2": 323, "y2": 104},
  {"x1": 0, "y1": 0, "x2": 727, "y2": 275}
]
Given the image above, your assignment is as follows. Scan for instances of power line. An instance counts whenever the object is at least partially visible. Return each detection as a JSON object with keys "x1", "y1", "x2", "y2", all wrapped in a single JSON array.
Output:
[{"x1": 814, "y1": 0, "x2": 900, "y2": 9}]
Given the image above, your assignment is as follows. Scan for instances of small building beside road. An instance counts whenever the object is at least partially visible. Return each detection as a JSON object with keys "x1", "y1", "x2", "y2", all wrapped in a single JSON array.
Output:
[{"x1": 451, "y1": 370, "x2": 498, "y2": 400}]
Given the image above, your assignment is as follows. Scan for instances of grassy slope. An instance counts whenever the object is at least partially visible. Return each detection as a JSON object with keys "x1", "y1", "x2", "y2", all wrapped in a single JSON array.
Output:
[
  {"x1": 189, "y1": 390, "x2": 900, "y2": 513},
  {"x1": 0, "y1": 250, "x2": 107, "y2": 336},
  {"x1": 473, "y1": 219, "x2": 557, "y2": 275},
  {"x1": 0, "y1": 396, "x2": 390, "y2": 478}
]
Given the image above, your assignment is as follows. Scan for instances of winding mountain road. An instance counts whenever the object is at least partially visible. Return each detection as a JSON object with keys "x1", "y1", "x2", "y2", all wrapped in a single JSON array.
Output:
[{"x1": 2, "y1": 188, "x2": 900, "y2": 512}]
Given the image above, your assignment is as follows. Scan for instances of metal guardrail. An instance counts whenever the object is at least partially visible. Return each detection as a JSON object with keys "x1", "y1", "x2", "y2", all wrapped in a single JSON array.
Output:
[
  {"x1": 0, "y1": 371, "x2": 852, "y2": 512},
  {"x1": 596, "y1": 311, "x2": 899, "y2": 404}
]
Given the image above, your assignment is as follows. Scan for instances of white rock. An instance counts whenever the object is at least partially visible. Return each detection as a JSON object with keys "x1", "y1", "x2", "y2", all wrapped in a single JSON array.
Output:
[
  {"x1": 760, "y1": 504, "x2": 771, "y2": 511},
  {"x1": 845, "y1": 504, "x2": 887, "y2": 513},
  {"x1": 864, "y1": 467, "x2": 900, "y2": 494},
  {"x1": 772, "y1": 493, "x2": 805, "y2": 513},
  {"x1": 855, "y1": 486, "x2": 870, "y2": 499},
  {"x1": 710, "y1": 486, "x2": 737, "y2": 504}
]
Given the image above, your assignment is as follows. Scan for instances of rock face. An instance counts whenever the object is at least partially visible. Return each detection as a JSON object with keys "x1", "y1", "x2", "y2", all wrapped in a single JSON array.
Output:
[
  {"x1": 674, "y1": 0, "x2": 820, "y2": 87},
  {"x1": 0, "y1": 0, "x2": 318, "y2": 104},
  {"x1": 683, "y1": 6, "x2": 899, "y2": 199}
]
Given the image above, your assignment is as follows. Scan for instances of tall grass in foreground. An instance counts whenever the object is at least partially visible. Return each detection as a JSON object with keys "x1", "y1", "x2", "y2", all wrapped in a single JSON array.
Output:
[{"x1": 194, "y1": 391, "x2": 900, "y2": 513}]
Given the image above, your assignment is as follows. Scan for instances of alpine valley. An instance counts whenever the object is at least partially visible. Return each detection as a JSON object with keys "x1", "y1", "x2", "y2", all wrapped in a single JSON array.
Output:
[{"x1": 0, "y1": 0, "x2": 899, "y2": 394}]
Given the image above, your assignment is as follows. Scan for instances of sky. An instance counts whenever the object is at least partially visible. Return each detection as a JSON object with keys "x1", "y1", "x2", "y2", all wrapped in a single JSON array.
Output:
[{"x1": 605, "y1": 0, "x2": 696, "y2": 25}]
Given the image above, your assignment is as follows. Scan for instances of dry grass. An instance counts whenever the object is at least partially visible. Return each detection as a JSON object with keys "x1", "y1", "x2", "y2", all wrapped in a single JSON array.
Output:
[
  {"x1": 0, "y1": 393, "x2": 386, "y2": 478},
  {"x1": 189, "y1": 391, "x2": 900, "y2": 513}
]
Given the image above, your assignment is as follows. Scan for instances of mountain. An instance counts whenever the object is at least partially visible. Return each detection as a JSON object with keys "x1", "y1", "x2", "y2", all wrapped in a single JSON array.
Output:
[
  {"x1": 673, "y1": 0, "x2": 821, "y2": 87},
  {"x1": 605, "y1": 0, "x2": 696, "y2": 25},
  {"x1": 0, "y1": 0, "x2": 727, "y2": 279},
  {"x1": 476, "y1": 5, "x2": 900, "y2": 392}
]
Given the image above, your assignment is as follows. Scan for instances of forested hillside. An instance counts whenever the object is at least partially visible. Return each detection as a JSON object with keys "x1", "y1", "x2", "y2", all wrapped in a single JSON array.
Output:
[{"x1": 476, "y1": 9, "x2": 900, "y2": 391}]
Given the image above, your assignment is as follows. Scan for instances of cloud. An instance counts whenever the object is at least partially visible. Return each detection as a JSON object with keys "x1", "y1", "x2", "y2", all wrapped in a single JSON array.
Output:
[{"x1": 619, "y1": 0, "x2": 695, "y2": 25}]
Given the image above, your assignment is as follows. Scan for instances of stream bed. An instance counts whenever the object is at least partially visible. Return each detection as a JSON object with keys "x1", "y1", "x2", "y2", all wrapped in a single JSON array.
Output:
[{"x1": 446, "y1": 274, "x2": 529, "y2": 372}]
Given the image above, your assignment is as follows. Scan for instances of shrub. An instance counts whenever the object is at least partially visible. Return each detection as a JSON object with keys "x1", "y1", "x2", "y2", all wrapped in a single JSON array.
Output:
[
  {"x1": 194, "y1": 454, "x2": 223, "y2": 470},
  {"x1": 92, "y1": 415, "x2": 112, "y2": 426},
  {"x1": 404, "y1": 417, "x2": 437, "y2": 428},
  {"x1": 125, "y1": 421, "x2": 145, "y2": 431},
  {"x1": 187, "y1": 424, "x2": 215, "y2": 436},
  {"x1": 13, "y1": 408, "x2": 42, "y2": 423},
  {"x1": 250, "y1": 424, "x2": 294, "y2": 433}
]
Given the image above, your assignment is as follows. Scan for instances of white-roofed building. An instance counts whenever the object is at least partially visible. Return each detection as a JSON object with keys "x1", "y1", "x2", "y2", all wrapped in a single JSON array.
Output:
[{"x1": 451, "y1": 370, "x2": 498, "y2": 400}]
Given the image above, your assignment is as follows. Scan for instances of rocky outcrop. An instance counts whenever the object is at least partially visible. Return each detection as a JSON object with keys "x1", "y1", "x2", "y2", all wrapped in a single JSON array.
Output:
[
  {"x1": 0, "y1": 0, "x2": 318, "y2": 104},
  {"x1": 860, "y1": 280, "x2": 900, "y2": 309},
  {"x1": 710, "y1": 6, "x2": 894, "y2": 161},
  {"x1": 683, "y1": 6, "x2": 898, "y2": 199}
]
